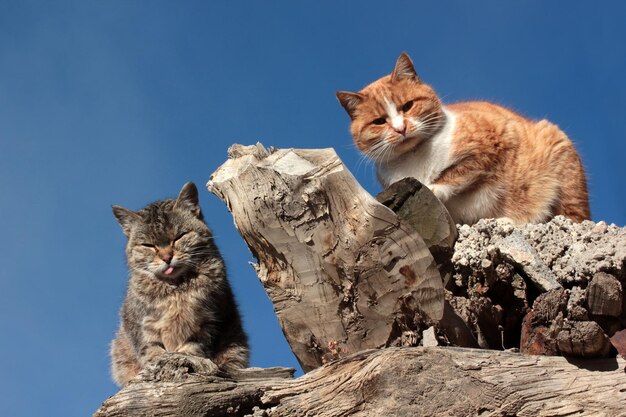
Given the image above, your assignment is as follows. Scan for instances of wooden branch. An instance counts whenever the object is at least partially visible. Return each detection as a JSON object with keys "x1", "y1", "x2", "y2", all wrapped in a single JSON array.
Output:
[
  {"x1": 94, "y1": 347, "x2": 626, "y2": 417},
  {"x1": 207, "y1": 144, "x2": 445, "y2": 371}
]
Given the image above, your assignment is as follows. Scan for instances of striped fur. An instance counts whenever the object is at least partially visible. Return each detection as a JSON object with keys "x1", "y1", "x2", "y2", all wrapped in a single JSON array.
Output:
[{"x1": 110, "y1": 182, "x2": 248, "y2": 386}]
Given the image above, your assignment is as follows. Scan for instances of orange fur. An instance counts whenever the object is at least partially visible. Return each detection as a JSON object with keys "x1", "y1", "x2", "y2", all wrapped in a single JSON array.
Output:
[{"x1": 337, "y1": 53, "x2": 590, "y2": 224}]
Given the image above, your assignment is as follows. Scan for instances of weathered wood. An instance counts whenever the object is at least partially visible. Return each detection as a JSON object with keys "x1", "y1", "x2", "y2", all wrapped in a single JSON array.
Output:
[
  {"x1": 586, "y1": 272, "x2": 623, "y2": 317},
  {"x1": 94, "y1": 354, "x2": 296, "y2": 417},
  {"x1": 207, "y1": 144, "x2": 444, "y2": 371},
  {"x1": 94, "y1": 347, "x2": 626, "y2": 417},
  {"x1": 375, "y1": 177, "x2": 457, "y2": 264}
]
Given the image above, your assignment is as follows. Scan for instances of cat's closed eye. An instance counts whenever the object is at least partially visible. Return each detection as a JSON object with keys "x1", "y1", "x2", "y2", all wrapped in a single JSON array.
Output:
[
  {"x1": 140, "y1": 243, "x2": 156, "y2": 249},
  {"x1": 174, "y1": 231, "x2": 189, "y2": 242},
  {"x1": 372, "y1": 117, "x2": 386, "y2": 125}
]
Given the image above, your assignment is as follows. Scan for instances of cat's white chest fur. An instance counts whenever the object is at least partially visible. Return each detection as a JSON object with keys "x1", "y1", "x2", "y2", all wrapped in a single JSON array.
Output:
[
  {"x1": 377, "y1": 108, "x2": 456, "y2": 187},
  {"x1": 376, "y1": 108, "x2": 501, "y2": 224}
]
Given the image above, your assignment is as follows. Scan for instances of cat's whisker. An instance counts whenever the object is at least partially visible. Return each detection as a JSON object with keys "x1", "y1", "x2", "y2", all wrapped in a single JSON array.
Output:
[
  {"x1": 354, "y1": 152, "x2": 373, "y2": 174},
  {"x1": 368, "y1": 141, "x2": 391, "y2": 166}
]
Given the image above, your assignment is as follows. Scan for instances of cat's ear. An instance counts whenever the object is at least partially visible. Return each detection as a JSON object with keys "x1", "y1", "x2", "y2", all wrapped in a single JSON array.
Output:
[
  {"x1": 336, "y1": 91, "x2": 365, "y2": 119},
  {"x1": 112, "y1": 205, "x2": 141, "y2": 236},
  {"x1": 392, "y1": 52, "x2": 420, "y2": 82},
  {"x1": 175, "y1": 182, "x2": 202, "y2": 218}
]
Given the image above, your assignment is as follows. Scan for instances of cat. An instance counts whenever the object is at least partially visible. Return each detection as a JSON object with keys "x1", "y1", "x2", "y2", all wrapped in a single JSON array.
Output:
[
  {"x1": 110, "y1": 182, "x2": 249, "y2": 386},
  {"x1": 337, "y1": 52, "x2": 590, "y2": 225}
]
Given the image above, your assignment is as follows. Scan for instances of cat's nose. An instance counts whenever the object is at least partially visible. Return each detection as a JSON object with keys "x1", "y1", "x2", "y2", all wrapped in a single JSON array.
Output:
[
  {"x1": 394, "y1": 124, "x2": 406, "y2": 135},
  {"x1": 391, "y1": 118, "x2": 406, "y2": 135},
  {"x1": 159, "y1": 248, "x2": 174, "y2": 264}
]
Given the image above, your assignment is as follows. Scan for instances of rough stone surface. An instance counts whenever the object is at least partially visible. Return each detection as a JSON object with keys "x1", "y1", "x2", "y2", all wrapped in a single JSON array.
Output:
[
  {"x1": 443, "y1": 216, "x2": 626, "y2": 355},
  {"x1": 422, "y1": 326, "x2": 438, "y2": 347},
  {"x1": 497, "y1": 231, "x2": 561, "y2": 291},
  {"x1": 557, "y1": 320, "x2": 612, "y2": 357},
  {"x1": 586, "y1": 272, "x2": 623, "y2": 317},
  {"x1": 520, "y1": 289, "x2": 567, "y2": 355},
  {"x1": 451, "y1": 217, "x2": 626, "y2": 287}
]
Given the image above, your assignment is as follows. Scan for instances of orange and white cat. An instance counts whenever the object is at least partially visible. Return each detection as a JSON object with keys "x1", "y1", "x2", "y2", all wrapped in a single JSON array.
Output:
[{"x1": 337, "y1": 53, "x2": 590, "y2": 225}]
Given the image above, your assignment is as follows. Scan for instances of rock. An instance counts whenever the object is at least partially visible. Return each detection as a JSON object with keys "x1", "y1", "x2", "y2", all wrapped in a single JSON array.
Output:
[
  {"x1": 586, "y1": 272, "x2": 622, "y2": 317},
  {"x1": 610, "y1": 329, "x2": 626, "y2": 359},
  {"x1": 557, "y1": 321, "x2": 612, "y2": 357},
  {"x1": 450, "y1": 216, "x2": 626, "y2": 287},
  {"x1": 566, "y1": 286, "x2": 589, "y2": 320},
  {"x1": 496, "y1": 231, "x2": 561, "y2": 292},
  {"x1": 422, "y1": 326, "x2": 439, "y2": 347},
  {"x1": 520, "y1": 289, "x2": 567, "y2": 355}
]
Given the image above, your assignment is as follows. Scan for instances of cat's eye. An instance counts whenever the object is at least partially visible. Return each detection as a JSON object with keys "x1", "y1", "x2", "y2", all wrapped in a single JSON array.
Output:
[
  {"x1": 174, "y1": 232, "x2": 188, "y2": 242},
  {"x1": 401, "y1": 100, "x2": 414, "y2": 112},
  {"x1": 141, "y1": 243, "x2": 155, "y2": 248},
  {"x1": 372, "y1": 117, "x2": 386, "y2": 125}
]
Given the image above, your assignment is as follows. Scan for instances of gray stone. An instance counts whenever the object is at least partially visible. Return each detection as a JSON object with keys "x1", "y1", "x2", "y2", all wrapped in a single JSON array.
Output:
[
  {"x1": 422, "y1": 326, "x2": 439, "y2": 347},
  {"x1": 496, "y1": 231, "x2": 561, "y2": 292}
]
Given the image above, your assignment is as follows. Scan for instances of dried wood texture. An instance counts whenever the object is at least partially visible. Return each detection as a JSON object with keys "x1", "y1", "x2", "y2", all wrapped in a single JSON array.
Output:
[
  {"x1": 207, "y1": 144, "x2": 444, "y2": 371},
  {"x1": 94, "y1": 347, "x2": 626, "y2": 417},
  {"x1": 375, "y1": 177, "x2": 457, "y2": 264}
]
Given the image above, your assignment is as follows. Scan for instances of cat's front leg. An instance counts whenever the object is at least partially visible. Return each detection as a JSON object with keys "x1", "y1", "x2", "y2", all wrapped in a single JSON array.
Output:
[
  {"x1": 428, "y1": 183, "x2": 455, "y2": 202},
  {"x1": 140, "y1": 317, "x2": 166, "y2": 365}
]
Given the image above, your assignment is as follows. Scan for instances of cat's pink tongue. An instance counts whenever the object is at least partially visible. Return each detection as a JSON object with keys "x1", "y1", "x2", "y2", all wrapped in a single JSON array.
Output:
[{"x1": 164, "y1": 266, "x2": 175, "y2": 276}]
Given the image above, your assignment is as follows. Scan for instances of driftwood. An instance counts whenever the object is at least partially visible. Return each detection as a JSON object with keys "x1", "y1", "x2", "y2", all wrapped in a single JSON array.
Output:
[
  {"x1": 94, "y1": 347, "x2": 626, "y2": 417},
  {"x1": 95, "y1": 144, "x2": 626, "y2": 416},
  {"x1": 207, "y1": 144, "x2": 445, "y2": 371}
]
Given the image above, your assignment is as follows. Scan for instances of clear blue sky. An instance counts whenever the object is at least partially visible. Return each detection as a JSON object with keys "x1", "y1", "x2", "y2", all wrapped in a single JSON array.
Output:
[{"x1": 1, "y1": 1, "x2": 624, "y2": 416}]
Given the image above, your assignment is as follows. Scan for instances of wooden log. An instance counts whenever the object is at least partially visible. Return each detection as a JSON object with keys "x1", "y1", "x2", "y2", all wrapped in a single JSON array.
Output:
[
  {"x1": 94, "y1": 347, "x2": 626, "y2": 417},
  {"x1": 375, "y1": 177, "x2": 457, "y2": 264},
  {"x1": 207, "y1": 144, "x2": 444, "y2": 371}
]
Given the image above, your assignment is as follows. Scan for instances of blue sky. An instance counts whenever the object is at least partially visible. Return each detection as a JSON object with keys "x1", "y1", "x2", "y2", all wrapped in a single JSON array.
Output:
[{"x1": 1, "y1": 1, "x2": 625, "y2": 416}]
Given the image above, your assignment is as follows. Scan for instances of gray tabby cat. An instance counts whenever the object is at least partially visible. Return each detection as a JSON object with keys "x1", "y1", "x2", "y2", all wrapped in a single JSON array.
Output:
[{"x1": 110, "y1": 182, "x2": 249, "y2": 386}]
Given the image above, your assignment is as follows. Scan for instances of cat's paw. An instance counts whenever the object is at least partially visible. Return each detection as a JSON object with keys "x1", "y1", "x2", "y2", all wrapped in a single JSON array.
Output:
[
  {"x1": 141, "y1": 345, "x2": 167, "y2": 365},
  {"x1": 139, "y1": 352, "x2": 220, "y2": 382},
  {"x1": 177, "y1": 342, "x2": 205, "y2": 357}
]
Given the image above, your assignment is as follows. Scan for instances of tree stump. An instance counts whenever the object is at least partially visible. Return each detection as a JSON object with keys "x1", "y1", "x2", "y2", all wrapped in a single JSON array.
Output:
[{"x1": 207, "y1": 144, "x2": 445, "y2": 371}]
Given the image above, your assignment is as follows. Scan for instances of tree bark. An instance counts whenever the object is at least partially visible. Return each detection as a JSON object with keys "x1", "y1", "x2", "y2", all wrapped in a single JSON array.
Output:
[{"x1": 94, "y1": 347, "x2": 626, "y2": 417}]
